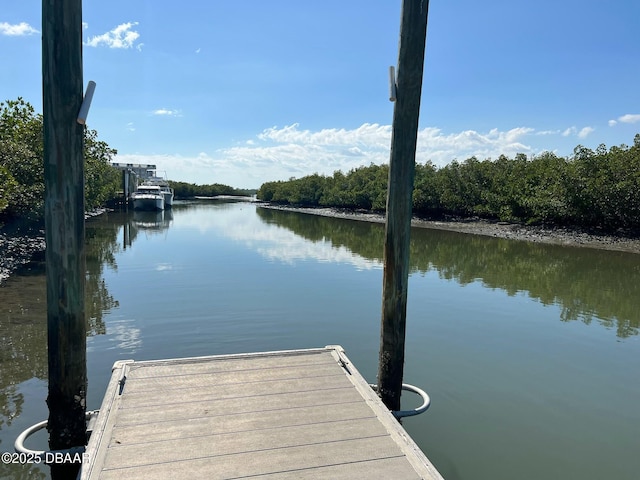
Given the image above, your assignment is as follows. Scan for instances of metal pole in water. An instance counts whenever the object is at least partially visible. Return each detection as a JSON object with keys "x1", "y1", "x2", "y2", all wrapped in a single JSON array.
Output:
[
  {"x1": 42, "y1": 0, "x2": 87, "y2": 477},
  {"x1": 377, "y1": 0, "x2": 430, "y2": 412}
]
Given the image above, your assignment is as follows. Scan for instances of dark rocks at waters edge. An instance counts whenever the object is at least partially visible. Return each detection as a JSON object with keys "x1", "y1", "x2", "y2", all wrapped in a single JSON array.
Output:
[
  {"x1": 0, "y1": 208, "x2": 109, "y2": 285},
  {"x1": 0, "y1": 221, "x2": 46, "y2": 284},
  {"x1": 261, "y1": 204, "x2": 640, "y2": 254},
  {"x1": 442, "y1": 221, "x2": 640, "y2": 253}
]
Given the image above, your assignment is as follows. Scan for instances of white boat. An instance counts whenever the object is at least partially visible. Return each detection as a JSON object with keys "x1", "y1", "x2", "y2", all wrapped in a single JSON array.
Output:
[
  {"x1": 143, "y1": 175, "x2": 174, "y2": 208},
  {"x1": 131, "y1": 184, "x2": 165, "y2": 211}
]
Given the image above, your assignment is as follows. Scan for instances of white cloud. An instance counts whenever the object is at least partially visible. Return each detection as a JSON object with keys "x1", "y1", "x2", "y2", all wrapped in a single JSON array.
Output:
[
  {"x1": 413, "y1": 127, "x2": 534, "y2": 165},
  {"x1": 562, "y1": 126, "x2": 594, "y2": 138},
  {"x1": 577, "y1": 126, "x2": 595, "y2": 139},
  {"x1": 0, "y1": 22, "x2": 38, "y2": 36},
  {"x1": 608, "y1": 114, "x2": 640, "y2": 126},
  {"x1": 152, "y1": 108, "x2": 181, "y2": 117},
  {"x1": 618, "y1": 114, "x2": 640, "y2": 124},
  {"x1": 115, "y1": 124, "x2": 538, "y2": 188},
  {"x1": 258, "y1": 122, "x2": 392, "y2": 148},
  {"x1": 85, "y1": 22, "x2": 141, "y2": 49}
]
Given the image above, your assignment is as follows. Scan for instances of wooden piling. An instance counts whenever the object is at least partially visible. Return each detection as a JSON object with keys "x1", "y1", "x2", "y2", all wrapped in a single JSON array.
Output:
[
  {"x1": 42, "y1": 0, "x2": 87, "y2": 478},
  {"x1": 378, "y1": 0, "x2": 430, "y2": 412},
  {"x1": 122, "y1": 169, "x2": 129, "y2": 210}
]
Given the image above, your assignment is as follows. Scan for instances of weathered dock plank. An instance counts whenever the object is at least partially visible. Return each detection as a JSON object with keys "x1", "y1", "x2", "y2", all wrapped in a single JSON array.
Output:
[
  {"x1": 119, "y1": 373, "x2": 349, "y2": 407},
  {"x1": 109, "y1": 400, "x2": 376, "y2": 445},
  {"x1": 103, "y1": 417, "x2": 388, "y2": 469},
  {"x1": 81, "y1": 346, "x2": 444, "y2": 480},
  {"x1": 98, "y1": 437, "x2": 414, "y2": 480},
  {"x1": 115, "y1": 387, "x2": 362, "y2": 425}
]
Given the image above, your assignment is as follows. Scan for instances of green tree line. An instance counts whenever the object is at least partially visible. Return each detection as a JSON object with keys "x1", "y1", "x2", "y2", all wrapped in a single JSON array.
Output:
[
  {"x1": 0, "y1": 98, "x2": 121, "y2": 222},
  {"x1": 257, "y1": 134, "x2": 640, "y2": 230},
  {"x1": 169, "y1": 181, "x2": 256, "y2": 199}
]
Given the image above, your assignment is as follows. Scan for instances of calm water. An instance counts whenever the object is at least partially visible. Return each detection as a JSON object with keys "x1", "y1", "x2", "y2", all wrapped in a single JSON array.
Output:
[{"x1": 1, "y1": 200, "x2": 639, "y2": 480}]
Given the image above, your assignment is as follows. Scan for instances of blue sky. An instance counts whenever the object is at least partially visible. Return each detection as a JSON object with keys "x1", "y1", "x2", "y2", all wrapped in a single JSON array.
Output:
[{"x1": 2, "y1": 1, "x2": 640, "y2": 188}]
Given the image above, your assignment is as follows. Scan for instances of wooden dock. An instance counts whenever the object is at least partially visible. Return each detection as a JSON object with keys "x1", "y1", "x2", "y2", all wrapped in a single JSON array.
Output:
[{"x1": 81, "y1": 345, "x2": 443, "y2": 479}]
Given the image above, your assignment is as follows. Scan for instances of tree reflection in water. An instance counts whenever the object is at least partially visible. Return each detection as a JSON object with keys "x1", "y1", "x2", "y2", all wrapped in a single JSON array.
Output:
[
  {"x1": 0, "y1": 211, "x2": 127, "y2": 478},
  {"x1": 256, "y1": 207, "x2": 640, "y2": 338}
]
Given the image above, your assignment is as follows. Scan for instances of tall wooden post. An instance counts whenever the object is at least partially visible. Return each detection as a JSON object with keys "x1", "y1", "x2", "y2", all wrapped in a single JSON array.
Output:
[
  {"x1": 377, "y1": 0, "x2": 429, "y2": 412},
  {"x1": 122, "y1": 169, "x2": 128, "y2": 210},
  {"x1": 43, "y1": 1, "x2": 87, "y2": 478}
]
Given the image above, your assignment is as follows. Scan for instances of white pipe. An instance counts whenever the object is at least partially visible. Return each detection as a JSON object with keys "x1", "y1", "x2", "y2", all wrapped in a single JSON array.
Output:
[
  {"x1": 369, "y1": 383, "x2": 431, "y2": 418},
  {"x1": 389, "y1": 66, "x2": 397, "y2": 102},
  {"x1": 77, "y1": 81, "x2": 96, "y2": 125},
  {"x1": 14, "y1": 410, "x2": 99, "y2": 458}
]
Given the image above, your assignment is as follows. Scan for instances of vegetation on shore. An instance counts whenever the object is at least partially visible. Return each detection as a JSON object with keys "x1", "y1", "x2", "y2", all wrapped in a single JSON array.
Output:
[
  {"x1": 169, "y1": 181, "x2": 256, "y2": 199},
  {"x1": 0, "y1": 98, "x2": 120, "y2": 223},
  {"x1": 4, "y1": 94, "x2": 639, "y2": 232},
  {"x1": 257, "y1": 134, "x2": 640, "y2": 231},
  {"x1": 0, "y1": 98, "x2": 253, "y2": 226}
]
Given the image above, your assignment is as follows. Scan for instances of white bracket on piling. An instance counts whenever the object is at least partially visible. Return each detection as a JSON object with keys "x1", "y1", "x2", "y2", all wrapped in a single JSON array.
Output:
[
  {"x1": 389, "y1": 66, "x2": 397, "y2": 102},
  {"x1": 77, "y1": 81, "x2": 97, "y2": 125}
]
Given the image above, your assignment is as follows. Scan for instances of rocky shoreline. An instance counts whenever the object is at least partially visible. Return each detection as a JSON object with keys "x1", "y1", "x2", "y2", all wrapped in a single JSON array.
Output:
[
  {"x1": 0, "y1": 209, "x2": 109, "y2": 285},
  {"x1": 260, "y1": 204, "x2": 640, "y2": 254},
  {"x1": 0, "y1": 221, "x2": 46, "y2": 285}
]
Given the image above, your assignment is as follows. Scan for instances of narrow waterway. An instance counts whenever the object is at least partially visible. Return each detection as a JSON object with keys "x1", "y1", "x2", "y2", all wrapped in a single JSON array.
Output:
[{"x1": 1, "y1": 200, "x2": 638, "y2": 479}]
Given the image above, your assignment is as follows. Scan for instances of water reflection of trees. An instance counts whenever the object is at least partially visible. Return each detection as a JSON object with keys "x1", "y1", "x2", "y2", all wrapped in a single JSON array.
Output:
[
  {"x1": 0, "y1": 209, "x2": 171, "y2": 379},
  {"x1": 85, "y1": 214, "x2": 122, "y2": 336},
  {"x1": 0, "y1": 272, "x2": 49, "y2": 479},
  {"x1": 256, "y1": 207, "x2": 640, "y2": 338},
  {"x1": 0, "y1": 384, "x2": 45, "y2": 480},
  {"x1": 0, "y1": 210, "x2": 135, "y2": 478},
  {"x1": 257, "y1": 208, "x2": 386, "y2": 262}
]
